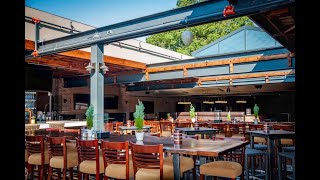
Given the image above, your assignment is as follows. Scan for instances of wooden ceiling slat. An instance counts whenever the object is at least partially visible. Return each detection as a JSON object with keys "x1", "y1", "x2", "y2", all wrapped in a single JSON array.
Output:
[{"x1": 25, "y1": 40, "x2": 146, "y2": 70}]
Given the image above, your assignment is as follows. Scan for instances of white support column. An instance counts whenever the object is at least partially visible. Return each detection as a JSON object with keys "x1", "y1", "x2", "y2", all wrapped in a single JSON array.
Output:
[{"x1": 90, "y1": 43, "x2": 105, "y2": 132}]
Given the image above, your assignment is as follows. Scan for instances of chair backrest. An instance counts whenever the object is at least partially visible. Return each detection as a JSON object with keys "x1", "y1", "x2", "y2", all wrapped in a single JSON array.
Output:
[
  {"x1": 46, "y1": 128, "x2": 61, "y2": 137},
  {"x1": 25, "y1": 135, "x2": 45, "y2": 165},
  {"x1": 159, "y1": 121, "x2": 173, "y2": 136},
  {"x1": 130, "y1": 142, "x2": 164, "y2": 180},
  {"x1": 105, "y1": 123, "x2": 114, "y2": 133},
  {"x1": 49, "y1": 123, "x2": 65, "y2": 131},
  {"x1": 101, "y1": 141, "x2": 130, "y2": 179},
  {"x1": 115, "y1": 122, "x2": 124, "y2": 131},
  {"x1": 248, "y1": 124, "x2": 264, "y2": 130},
  {"x1": 62, "y1": 129, "x2": 80, "y2": 140},
  {"x1": 76, "y1": 139, "x2": 101, "y2": 175},
  {"x1": 272, "y1": 124, "x2": 295, "y2": 131},
  {"x1": 47, "y1": 136, "x2": 67, "y2": 169},
  {"x1": 176, "y1": 120, "x2": 192, "y2": 128},
  {"x1": 220, "y1": 139, "x2": 247, "y2": 167}
]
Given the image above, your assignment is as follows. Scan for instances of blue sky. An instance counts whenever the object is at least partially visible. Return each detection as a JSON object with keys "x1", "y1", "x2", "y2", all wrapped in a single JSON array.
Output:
[{"x1": 25, "y1": 0, "x2": 178, "y2": 41}]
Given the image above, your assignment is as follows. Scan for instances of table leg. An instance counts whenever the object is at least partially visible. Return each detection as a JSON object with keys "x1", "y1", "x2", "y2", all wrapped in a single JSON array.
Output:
[
  {"x1": 250, "y1": 134, "x2": 254, "y2": 148},
  {"x1": 267, "y1": 138, "x2": 274, "y2": 180},
  {"x1": 173, "y1": 153, "x2": 181, "y2": 180},
  {"x1": 201, "y1": 133, "x2": 204, "y2": 139}
]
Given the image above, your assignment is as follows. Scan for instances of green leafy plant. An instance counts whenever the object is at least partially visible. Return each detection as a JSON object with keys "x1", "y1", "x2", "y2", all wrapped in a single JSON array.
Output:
[
  {"x1": 133, "y1": 100, "x2": 145, "y2": 132},
  {"x1": 227, "y1": 111, "x2": 231, "y2": 121},
  {"x1": 189, "y1": 104, "x2": 196, "y2": 118},
  {"x1": 167, "y1": 113, "x2": 171, "y2": 119},
  {"x1": 253, "y1": 104, "x2": 260, "y2": 119},
  {"x1": 85, "y1": 104, "x2": 94, "y2": 129}
]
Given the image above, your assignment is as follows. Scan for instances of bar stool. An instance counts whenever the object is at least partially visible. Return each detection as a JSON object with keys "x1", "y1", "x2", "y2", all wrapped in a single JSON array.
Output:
[
  {"x1": 199, "y1": 142, "x2": 245, "y2": 180},
  {"x1": 277, "y1": 152, "x2": 295, "y2": 180},
  {"x1": 130, "y1": 142, "x2": 194, "y2": 180},
  {"x1": 244, "y1": 148, "x2": 268, "y2": 180},
  {"x1": 47, "y1": 136, "x2": 78, "y2": 180},
  {"x1": 26, "y1": 135, "x2": 49, "y2": 180},
  {"x1": 77, "y1": 139, "x2": 104, "y2": 180},
  {"x1": 101, "y1": 141, "x2": 134, "y2": 180}
]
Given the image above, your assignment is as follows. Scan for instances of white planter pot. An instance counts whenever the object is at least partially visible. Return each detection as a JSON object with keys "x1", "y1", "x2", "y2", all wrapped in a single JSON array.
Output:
[
  {"x1": 136, "y1": 140, "x2": 144, "y2": 145},
  {"x1": 254, "y1": 119, "x2": 259, "y2": 124},
  {"x1": 135, "y1": 132, "x2": 144, "y2": 141},
  {"x1": 87, "y1": 129, "x2": 93, "y2": 138},
  {"x1": 191, "y1": 117, "x2": 196, "y2": 123}
]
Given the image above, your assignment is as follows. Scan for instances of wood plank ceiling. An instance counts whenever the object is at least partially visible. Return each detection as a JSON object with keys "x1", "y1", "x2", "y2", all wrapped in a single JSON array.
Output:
[{"x1": 25, "y1": 40, "x2": 146, "y2": 78}]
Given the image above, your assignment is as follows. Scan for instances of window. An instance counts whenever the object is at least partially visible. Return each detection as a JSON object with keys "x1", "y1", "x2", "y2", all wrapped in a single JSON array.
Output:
[{"x1": 142, "y1": 101, "x2": 154, "y2": 113}]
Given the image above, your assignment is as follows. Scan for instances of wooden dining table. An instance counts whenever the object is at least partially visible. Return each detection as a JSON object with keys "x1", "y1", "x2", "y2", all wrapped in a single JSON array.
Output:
[
  {"x1": 76, "y1": 134, "x2": 247, "y2": 180},
  {"x1": 175, "y1": 127, "x2": 218, "y2": 139}
]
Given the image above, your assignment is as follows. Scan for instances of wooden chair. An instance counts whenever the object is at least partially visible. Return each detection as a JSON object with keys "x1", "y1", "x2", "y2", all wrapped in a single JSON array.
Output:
[
  {"x1": 77, "y1": 139, "x2": 104, "y2": 180},
  {"x1": 130, "y1": 142, "x2": 194, "y2": 180},
  {"x1": 200, "y1": 140, "x2": 246, "y2": 180},
  {"x1": 130, "y1": 142, "x2": 164, "y2": 180},
  {"x1": 101, "y1": 141, "x2": 134, "y2": 180},
  {"x1": 49, "y1": 123, "x2": 65, "y2": 131},
  {"x1": 149, "y1": 122, "x2": 161, "y2": 137},
  {"x1": 46, "y1": 128, "x2": 61, "y2": 137},
  {"x1": 176, "y1": 120, "x2": 192, "y2": 128},
  {"x1": 159, "y1": 121, "x2": 173, "y2": 137},
  {"x1": 114, "y1": 122, "x2": 124, "y2": 135},
  {"x1": 230, "y1": 123, "x2": 247, "y2": 138},
  {"x1": 62, "y1": 129, "x2": 80, "y2": 140},
  {"x1": 25, "y1": 135, "x2": 49, "y2": 180},
  {"x1": 47, "y1": 136, "x2": 78, "y2": 180},
  {"x1": 104, "y1": 123, "x2": 114, "y2": 133}
]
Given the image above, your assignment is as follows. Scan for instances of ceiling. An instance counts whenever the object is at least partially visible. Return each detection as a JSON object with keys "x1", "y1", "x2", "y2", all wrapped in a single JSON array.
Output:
[
  {"x1": 249, "y1": 5, "x2": 295, "y2": 52},
  {"x1": 126, "y1": 82, "x2": 295, "y2": 97}
]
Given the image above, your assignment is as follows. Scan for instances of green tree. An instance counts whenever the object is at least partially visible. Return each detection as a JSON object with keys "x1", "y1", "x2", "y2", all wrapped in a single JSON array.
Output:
[
  {"x1": 253, "y1": 104, "x2": 260, "y2": 118},
  {"x1": 146, "y1": 0, "x2": 254, "y2": 56},
  {"x1": 133, "y1": 100, "x2": 145, "y2": 131},
  {"x1": 85, "y1": 104, "x2": 94, "y2": 129},
  {"x1": 189, "y1": 104, "x2": 196, "y2": 118}
]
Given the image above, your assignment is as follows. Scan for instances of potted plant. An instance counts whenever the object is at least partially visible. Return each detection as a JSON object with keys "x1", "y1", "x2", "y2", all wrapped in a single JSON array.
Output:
[
  {"x1": 85, "y1": 104, "x2": 94, "y2": 137},
  {"x1": 227, "y1": 111, "x2": 231, "y2": 121},
  {"x1": 189, "y1": 104, "x2": 196, "y2": 123},
  {"x1": 133, "y1": 100, "x2": 145, "y2": 141},
  {"x1": 253, "y1": 104, "x2": 260, "y2": 124}
]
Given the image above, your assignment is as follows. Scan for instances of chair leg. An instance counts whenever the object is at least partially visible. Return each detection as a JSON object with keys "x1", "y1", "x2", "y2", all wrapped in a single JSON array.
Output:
[
  {"x1": 292, "y1": 158, "x2": 295, "y2": 180},
  {"x1": 200, "y1": 174, "x2": 204, "y2": 180},
  {"x1": 47, "y1": 167, "x2": 53, "y2": 180},
  {"x1": 63, "y1": 168, "x2": 67, "y2": 180},
  {"x1": 245, "y1": 155, "x2": 249, "y2": 180},
  {"x1": 57, "y1": 169, "x2": 61, "y2": 179},
  {"x1": 39, "y1": 165, "x2": 43, "y2": 180},
  {"x1": 30, "y1": 165, "x2": 34, "y2": 179},
  {"x1": 85, "y1": 174, "x2": 89, "y2": 180},
  {"x1": 69, "y1": 167, "x2": 73, "y2": 180},
  {"x1": 78, "y1": 171, "x2": 82, "y2": 180},
  {"x1": 277, "y1": 154, "x2": 282, "y2": 180}
]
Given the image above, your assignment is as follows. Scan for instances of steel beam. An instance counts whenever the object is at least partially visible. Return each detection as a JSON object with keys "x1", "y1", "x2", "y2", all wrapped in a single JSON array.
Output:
[
  {"x1": 104, "y1": 56, "x2": 295, "y2": 84},
  {"x1": 126, "y1": 71, "x2": 295, "y2": 91},
  {"x1": 90, "y1": 44, "x2": 105, "y2": 132},
  {"x1": 28, "y1": 0, "x2": 294, "y2": 57}
]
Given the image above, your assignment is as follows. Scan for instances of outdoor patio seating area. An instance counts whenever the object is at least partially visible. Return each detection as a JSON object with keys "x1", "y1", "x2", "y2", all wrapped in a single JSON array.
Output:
[{"x1": 25, "y1": 0, "x2": 295, "y2": 179}]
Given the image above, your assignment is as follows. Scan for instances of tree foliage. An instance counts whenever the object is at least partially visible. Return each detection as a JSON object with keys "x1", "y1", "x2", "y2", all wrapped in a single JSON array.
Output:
[
  {"x1": 253, "y1": 104, "x2": 260, "y2": 118},
  {"x1": 189, "y1": 104, "x2": 196, "y2": 118},
  {"x1": 133, "y1": 100, "x2": 145, "y2": 130},
  {"x1": 146, "y1": 0, "x2": 254, "y2": 56},
  {"x1": 85, "y1": 104, "x2": 94, "y2": 129}
]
